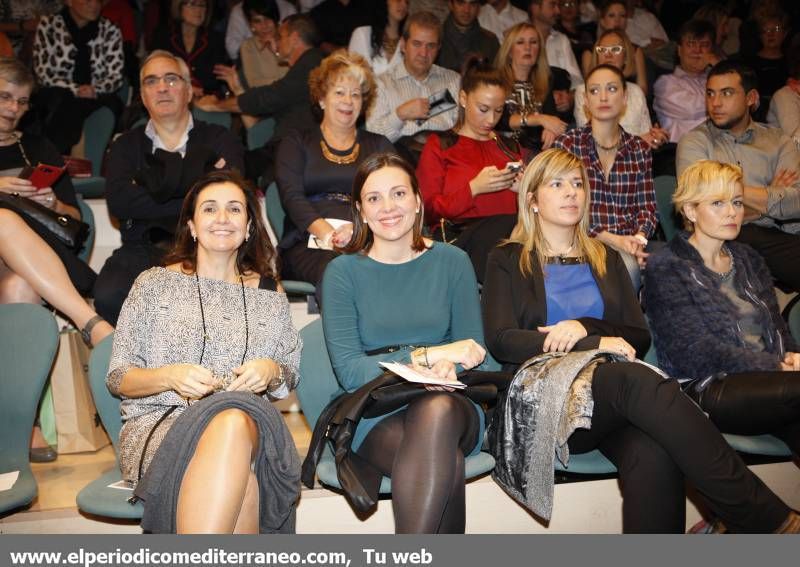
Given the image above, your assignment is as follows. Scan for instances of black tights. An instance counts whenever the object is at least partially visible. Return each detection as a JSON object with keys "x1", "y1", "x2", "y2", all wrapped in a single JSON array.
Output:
[
  {"x1": 568, "y1": 363, "x2": 790, "y2": 533},
  {"x1": 691, "y1": 371, "x2": 800, "y2": 456},
  {"x1": 356, "y1": 393, "x2": 479, "y2": 533}
]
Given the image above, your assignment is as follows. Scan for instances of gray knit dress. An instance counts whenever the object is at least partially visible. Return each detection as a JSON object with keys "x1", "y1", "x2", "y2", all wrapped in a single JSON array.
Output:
[{"x1": 106, "y1": 267, "x2": 302, "y2": 484}]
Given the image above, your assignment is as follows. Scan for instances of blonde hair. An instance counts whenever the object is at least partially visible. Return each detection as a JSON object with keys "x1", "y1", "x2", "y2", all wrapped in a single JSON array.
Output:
[
  {"x1": 673, "y1": 160, "x2": 744, "y2": 232},
  {"x1": 495, "y1": 22, "x2": 550, "y2": 104},
  {"x1": 308, "y1": 49, "x2": 377, "y2": 118},
  {"x1": 589, "y1": 29, "x2": 636, "y2": 79},
  {"x1": 506, "y1": 148, "x2": 606, "y2": 277}
]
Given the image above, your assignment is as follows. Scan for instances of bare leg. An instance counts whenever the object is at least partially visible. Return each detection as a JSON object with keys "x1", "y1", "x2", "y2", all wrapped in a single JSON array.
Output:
[
  {"x1": 0, "y1": 210, "x2": 112, "y2": 344},
  {"x1": 233, "y1": 471, "x2": 260, "y2": 534},
  {"x1": 176, "y1": 408, "x2": 260, "y2": 534}
]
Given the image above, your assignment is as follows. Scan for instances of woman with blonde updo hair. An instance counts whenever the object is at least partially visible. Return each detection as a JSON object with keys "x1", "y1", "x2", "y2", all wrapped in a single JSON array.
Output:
[
  {"x1": 483, "y1": 149, "x2": 800, "y2": 533},
  {"x1": 274, "y1": 49, "x2": 393, "y2": 297},
  {"x1": 645, "y1": 161, "x2": 800, "y2": 480}
]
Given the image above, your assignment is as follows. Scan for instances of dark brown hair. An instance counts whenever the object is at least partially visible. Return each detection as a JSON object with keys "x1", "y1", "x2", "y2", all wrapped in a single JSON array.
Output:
[
  {"x1": 162, "y1": 169, "x2": 278, "y2": 280},
  {"x1": 341, "y1": 152, "x2": 427, "y2": 254}
]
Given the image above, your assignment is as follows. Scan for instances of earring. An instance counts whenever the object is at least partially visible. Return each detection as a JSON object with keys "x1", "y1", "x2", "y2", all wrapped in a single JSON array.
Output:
[
  {"x1": 533, "y1": 207, "x2": 539, "y2": 213},
  {"x1": 415, "y1": 209, "x2": 420, "y2": 213},
  {"x1": 320, "y1": 102, "x2": 325, "y2": 109}
]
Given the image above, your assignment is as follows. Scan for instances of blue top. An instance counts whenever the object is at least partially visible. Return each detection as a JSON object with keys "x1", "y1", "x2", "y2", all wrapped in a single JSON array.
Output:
[
  {"x1": 321, "y1": 241, "x2": 488, "y2": 452},
  {"x1": 543, "y1": 262, "x2": 604, "y2": 325}
]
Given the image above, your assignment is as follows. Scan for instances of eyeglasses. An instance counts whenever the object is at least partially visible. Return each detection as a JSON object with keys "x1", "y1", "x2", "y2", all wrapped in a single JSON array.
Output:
[
  {"x1": 683, "y1": 39, "x2": 713, "y2": 50},
  {"x1": 0, "y1": 91, "x2": 30, "y2": 109},
  {"x1": 595, "y1": 45, "x2": 624, "y2": 56},
  {"x1": 560, "y1": 1, "x2": 576, "y2": 8},
  {"x1": 142, "y1": 73, "x2": 186, "y2": 89},
  {"x1": 181, "y1": 0, "x2": 207, "y2": 8},
  {"x1": 762, "y1": 25, "x2": 784, "y2": 33}
]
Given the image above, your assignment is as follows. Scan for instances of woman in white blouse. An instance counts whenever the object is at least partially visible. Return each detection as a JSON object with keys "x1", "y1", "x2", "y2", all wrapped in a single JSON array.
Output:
[
  {"x1": 348, "y1": 0, "x2": 408, "y2": 76},
  {"x1": 575, "y1": 29, "x2": 668, "y2": 148}
]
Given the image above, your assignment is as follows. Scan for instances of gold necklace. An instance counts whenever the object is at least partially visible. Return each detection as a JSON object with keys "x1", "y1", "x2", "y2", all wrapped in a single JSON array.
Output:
[{"x1": 319, "y1": 127, "x2": 360, "y2": 165}]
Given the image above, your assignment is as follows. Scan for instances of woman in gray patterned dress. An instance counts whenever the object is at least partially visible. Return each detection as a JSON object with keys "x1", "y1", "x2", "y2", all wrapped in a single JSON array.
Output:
[{"x1": 107, "y1": 170, "x2": 302, "y2": 533}]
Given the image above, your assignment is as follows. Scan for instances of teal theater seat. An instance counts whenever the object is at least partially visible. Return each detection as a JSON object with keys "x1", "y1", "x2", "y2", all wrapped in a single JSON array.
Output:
[
  {"x1": 73, "y1": 107, "x2": 115, "y2": 199},
  {"x1": 0, "y1": 305, "x2": 59, "y2": 515},
  {"x1": 75, "y1": 334, "x2": 144, "y2": 519},
  {"x1": 295, "y1": 319, "x2": 497, "y2": 495}
]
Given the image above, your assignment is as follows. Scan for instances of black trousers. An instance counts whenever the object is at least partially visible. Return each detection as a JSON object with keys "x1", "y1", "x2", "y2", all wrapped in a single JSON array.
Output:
[
  {"x1": 452, "y1": 214, "x2": 517, "y2": 284},
  {"x1": 737, "y1": 224, "x2": 800, "y2": 293},
  {"x1": 280, "y1": 243, "x2": 338, "y2": 306},
  {"x1": 567, "y1": 362, "x2": 790, "y2": 533},
  {"x1": 690, "y1": 371, "x2": 800, "y2": 456},
  {"x1": 93, "y1": 242, "x2": 165, "y2": 325}
]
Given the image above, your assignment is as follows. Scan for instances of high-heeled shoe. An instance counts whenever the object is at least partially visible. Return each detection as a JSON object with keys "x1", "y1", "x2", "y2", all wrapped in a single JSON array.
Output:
[{"x1": 29, "y1": 445, "x2": 58, "y2": 463}]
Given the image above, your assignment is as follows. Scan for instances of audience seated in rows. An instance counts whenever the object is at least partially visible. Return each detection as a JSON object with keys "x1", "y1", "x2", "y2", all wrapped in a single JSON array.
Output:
[
  {"x1": 646, "y1": 160, "x2": 800, "y2": 461},
  {"x1": 274, "y1": 50, "x2": 393, "y2": 297},
  {"x1": 653, "y1": 19, "x2": 719, "y2": 144},
  {"x1": 347, "y1": 0, "x2": 408, "y2": 76},
  {"x1": 494, "y1": 22, "x2": 570, "y2": 153},
  {"x1": 574, "y1": 29, "x2": 662, "y2": 142},
  {"x1": 366, "y1": 11, "x2": 460, "y2": 160},
  {"x1": 554, "y1": 0, "x2": 597, "y2": 65},
  {"x1": 555, "y1": 64, "x2": 657, "y2": 290},
  {"x1": 95, "y1": 50, "x2": 244, "y2": 325},
  {"x1": 436, "y1": 0, "x2": 499, "y2": 73},
  {"x1": 742, "y1": 9, "x2": 789, "y2": 123},
  {"x1": 30, "y1": 0, "x2": 124, "y2": 154},
  {"x1": 196, "y1": 14, "x2": 323, "y2": 184},
  {"x1": 580, "y1": 1, "x2": 647, "y2": 96},
  {"x1": 482, "y1": 147, "x2": 800, "y2": 534},
  {"x1": 677, "y1": 60, "x2": 800, "y2": 295}
]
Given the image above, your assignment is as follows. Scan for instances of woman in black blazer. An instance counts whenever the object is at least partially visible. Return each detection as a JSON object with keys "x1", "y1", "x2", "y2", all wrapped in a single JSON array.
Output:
[{"x1": 481, "y1": 148, "x2": 799, "y2": 533}]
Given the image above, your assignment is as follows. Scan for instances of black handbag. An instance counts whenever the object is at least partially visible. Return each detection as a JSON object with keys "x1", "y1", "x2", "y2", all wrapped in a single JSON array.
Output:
[
  {"x1": 0, "y1": 193, "x2": 89, "y2": 251},
  {"x1": 301, "y1": 370, "x2": 512, "y2": 513}
]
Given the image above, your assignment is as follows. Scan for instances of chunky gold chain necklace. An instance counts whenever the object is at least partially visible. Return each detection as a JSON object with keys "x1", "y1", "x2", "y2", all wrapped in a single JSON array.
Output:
[{"x1": 320, "y1": 126, "x2": 360, "y2": 165}]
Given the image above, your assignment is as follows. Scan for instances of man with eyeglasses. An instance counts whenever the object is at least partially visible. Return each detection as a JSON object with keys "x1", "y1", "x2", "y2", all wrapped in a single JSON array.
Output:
[
  {"x1": 653, "y1": 19, "x2": 720, "y2": 144},
  {"x1": 437, "y1": 0, "x2": 499, "y2": 72},
  {"x1": 676, "y1": 60, "x2": 800, "y2": 293},
  {"x1": 478, "y1": 0, "x2": 528, "y2": 44},
  {"x1": 93, "y1": 50, "x2": 245, "y2": 325}
]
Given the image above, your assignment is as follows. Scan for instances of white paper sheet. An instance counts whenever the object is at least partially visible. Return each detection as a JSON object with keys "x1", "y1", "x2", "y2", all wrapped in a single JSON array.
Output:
[
  {"x1": 0, "y1": 470, "x2": 19, "y2": 492},
  {"x1": 379, "y1": 362, "x2": 466, "y2": 388},
  {"x1": 307, "y1": 218, "x2": 351, "y2": 250}
]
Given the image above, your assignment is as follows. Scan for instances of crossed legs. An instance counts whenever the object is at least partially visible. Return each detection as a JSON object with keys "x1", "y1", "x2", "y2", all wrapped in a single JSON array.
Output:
[
  {"x1": 176, "y1": 409, "x2": 261, "y2": 534},
  {"x1": 0, "y1": 210, "x2": 112, "y2": 345}
]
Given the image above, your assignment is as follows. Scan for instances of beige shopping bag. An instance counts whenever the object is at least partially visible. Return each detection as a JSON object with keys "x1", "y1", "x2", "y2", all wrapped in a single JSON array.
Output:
[{"x1": 50, "y1": 330, "x2": 110, "y2": 453}]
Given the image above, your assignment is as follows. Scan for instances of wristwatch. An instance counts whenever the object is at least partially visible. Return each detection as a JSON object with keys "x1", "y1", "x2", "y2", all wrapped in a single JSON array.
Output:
[{"x1": 267, "y1": 364, "x2": 286, "y2": 393}]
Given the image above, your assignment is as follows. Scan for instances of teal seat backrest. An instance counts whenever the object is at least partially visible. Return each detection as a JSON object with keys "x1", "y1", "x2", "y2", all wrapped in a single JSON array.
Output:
[
  {"x1": 789, "y1": 299, "x2": 800, "y2": 344},
  {"x1": 265, "y1": 182, "x2": 286, "y2": 241},
  {"x1": 192, "y1": 107, "x2": 232, "y2": 129},
  {"x1": 297, "y1": 319, "x2": 344, "y2": 429},
  {"x1": 247, "y1": 118, "x2": 276, "y2": 150},
  {"x1": 83, "y1": 107, "x2": 115, "y2": 176},
  {"x1": 87, "y1": 334, "x2": 122, "y2": 455},
  {"x1": 654, "y1": 175, "x2": 679, "y2": 241},
  {"x1": 76, "y1": 195, "x2": 95, "y2": 263},
  {"x1": 0, "y1": 305, "x2": 59, "y2": 469}
]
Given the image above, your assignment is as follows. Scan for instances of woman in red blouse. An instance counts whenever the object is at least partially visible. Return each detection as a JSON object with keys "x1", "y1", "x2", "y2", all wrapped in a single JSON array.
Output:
[{"x1": 416, "y1": 59, "x2": 524, "y2": 282}]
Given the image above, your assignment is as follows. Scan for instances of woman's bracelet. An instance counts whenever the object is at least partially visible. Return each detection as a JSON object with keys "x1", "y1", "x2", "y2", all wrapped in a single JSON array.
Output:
[
  {"x1": 520, "y1": 113, "x2": 528, "y2": 128},
  {"x1": 267, "y1": 364, "x2": 286, "y2": 393}
]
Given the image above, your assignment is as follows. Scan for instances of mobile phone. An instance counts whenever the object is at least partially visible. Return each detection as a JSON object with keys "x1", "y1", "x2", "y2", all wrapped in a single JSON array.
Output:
[
  {"x1": 19, "y1": 163, "x2": 65, "y2": 190},
  {"x1": 506, "y1": 161, "x2": 523, "y2": 173}
]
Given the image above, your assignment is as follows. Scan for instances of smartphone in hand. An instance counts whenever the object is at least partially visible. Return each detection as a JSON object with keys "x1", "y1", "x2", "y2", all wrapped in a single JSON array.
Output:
[{"x1": 19, "y1": 163, "x2": 65, "y2": 190}]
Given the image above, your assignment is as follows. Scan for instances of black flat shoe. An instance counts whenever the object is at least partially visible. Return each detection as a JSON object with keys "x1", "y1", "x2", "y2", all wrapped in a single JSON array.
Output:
[{"x1": 29, "y1": 445, "x2": 57, "y2": 463}]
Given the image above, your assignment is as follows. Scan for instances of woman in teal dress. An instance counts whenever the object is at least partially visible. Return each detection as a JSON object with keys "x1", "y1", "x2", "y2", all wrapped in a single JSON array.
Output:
[{"x1": 321, "y1": 152, "x2": 488, "y2": 533}]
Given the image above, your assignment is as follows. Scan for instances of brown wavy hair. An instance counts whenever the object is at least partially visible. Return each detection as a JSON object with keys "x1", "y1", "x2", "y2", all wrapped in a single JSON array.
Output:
[
  {"x1": 162, "y1": 169, "x2": 279, "y2": 280},
  {"x1": 340, "y1": 152, "x2": 428, "y2": 255}
]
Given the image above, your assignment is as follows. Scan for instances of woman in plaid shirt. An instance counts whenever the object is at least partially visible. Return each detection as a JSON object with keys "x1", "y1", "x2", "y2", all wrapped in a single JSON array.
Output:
[{"x1": 554, "y1": 64, "x2": 657, "y2": 290}]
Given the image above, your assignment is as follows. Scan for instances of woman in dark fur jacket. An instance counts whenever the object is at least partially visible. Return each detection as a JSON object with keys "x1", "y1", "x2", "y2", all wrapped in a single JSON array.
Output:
[{"x1": 645, "y1": 160, "x2": 800, "y2": 459}]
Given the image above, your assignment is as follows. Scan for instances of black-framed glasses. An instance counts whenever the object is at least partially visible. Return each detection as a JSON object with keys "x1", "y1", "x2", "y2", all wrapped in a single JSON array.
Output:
[{"x1": 142, "y1": 73, "x2": 187, "y2": 89}]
